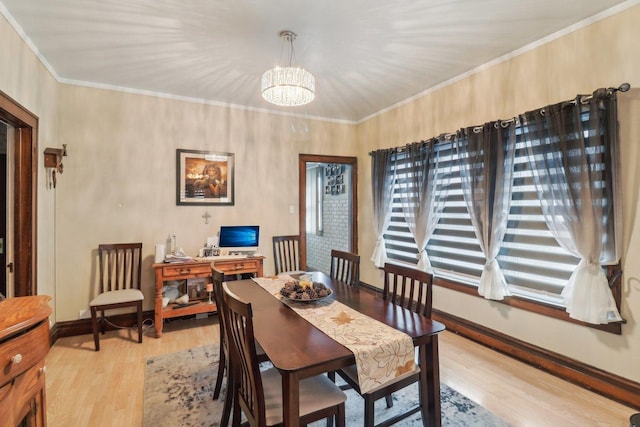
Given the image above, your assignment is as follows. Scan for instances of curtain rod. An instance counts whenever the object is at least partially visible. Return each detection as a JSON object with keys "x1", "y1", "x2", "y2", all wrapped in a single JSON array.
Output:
[{"x1": 369, "y1": 82, "x2": 631, "y2": 156}]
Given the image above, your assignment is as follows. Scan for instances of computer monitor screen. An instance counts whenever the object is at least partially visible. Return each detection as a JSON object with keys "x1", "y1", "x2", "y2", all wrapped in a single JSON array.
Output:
[{"x1": 218, "y1": 225, "x2": 260, "y2": 251}]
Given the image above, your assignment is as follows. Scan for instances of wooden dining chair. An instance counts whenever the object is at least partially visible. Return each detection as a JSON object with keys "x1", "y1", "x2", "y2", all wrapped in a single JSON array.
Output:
[
  {"x1": 89, "y1": 243, "x2": 144, "y2": 351},
  {"x1": 332, "y1": 262, "x2": 433, "y2": 427},
  {"x1": 222, "y1": 282, "x2": 347, "y2": 427},
  {"x1": 211, "y1": 268, "x2": 269, "y2": 427},
  {"x1": 272, "y1": 235, "x2": 303, "y2": 275},
  {"x1": 329, "y1": 249, "x2": 360, "y2": 287}
]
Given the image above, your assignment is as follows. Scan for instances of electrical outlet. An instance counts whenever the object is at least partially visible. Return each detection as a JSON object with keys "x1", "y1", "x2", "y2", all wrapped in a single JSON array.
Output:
[{"x1": 78, "y1": 309, "x2": 91, "y2": 319}]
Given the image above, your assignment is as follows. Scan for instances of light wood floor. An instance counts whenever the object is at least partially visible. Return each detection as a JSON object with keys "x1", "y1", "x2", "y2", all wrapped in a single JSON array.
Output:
[{"x1": 44, "y1": 316, "x2": 636, "y2": 426}]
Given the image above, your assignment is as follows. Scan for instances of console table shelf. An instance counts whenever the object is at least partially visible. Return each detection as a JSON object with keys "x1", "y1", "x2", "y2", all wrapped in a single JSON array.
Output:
[
  {"x1": 161, "y1": 301, "x2": 216, "y2": 319},
  {"x1": 153, "y1": 256, "x2": 264, "y2": 337}
]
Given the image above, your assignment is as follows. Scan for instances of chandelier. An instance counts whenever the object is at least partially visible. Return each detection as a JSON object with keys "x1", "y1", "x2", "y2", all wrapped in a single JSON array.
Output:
[{"x1": 261, "y1": 31, "x2": 315, "y2": 107}]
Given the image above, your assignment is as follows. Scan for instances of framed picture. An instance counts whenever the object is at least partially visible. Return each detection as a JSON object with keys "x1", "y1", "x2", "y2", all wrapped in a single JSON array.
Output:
[
  {"x1": 186, "y1": 278, "x2": 208, "y2": 300},
  {"x1": 177, "y1": 149, "x2": 234, "y2": 205}
]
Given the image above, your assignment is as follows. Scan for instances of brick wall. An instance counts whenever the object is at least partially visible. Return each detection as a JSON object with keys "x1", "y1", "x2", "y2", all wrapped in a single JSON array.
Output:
[{"x1": 306, "y1": 166, "x2": 351, "y2": 273}]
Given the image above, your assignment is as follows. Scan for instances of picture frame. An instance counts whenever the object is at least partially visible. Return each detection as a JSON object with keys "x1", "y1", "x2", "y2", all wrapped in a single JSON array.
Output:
[
  {"x1": 177, "y1": 149, "x2": 234, "y2": 205},
  {"x1": 186, "y1": 278, "x2": 208, "y2": 300}
]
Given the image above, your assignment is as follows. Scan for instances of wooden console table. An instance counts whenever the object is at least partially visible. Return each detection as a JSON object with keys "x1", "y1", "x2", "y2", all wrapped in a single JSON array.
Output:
[
  {"x1": 0, "y1": 295, "x2": 51, "y2": 426},
  {"x1": 153, "y1": 256, "x2": 264, "y2": 337}
]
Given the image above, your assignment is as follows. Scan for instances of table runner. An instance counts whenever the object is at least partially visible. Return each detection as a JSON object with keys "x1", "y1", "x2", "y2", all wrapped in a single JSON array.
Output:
[{"x1": 252, "y1": 275, "x2": 416, "y2": 394}]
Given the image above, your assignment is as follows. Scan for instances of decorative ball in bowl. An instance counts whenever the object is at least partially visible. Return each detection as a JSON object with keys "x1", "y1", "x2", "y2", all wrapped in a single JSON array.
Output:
[{"x1": 279, "y1": 280, "x2": 332, "y2": 302}]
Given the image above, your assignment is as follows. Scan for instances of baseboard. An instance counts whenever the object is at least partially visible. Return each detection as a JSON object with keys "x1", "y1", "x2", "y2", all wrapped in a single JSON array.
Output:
[
  {"x1": 359, "y1": 280, "x2": 640, "y2": 410},
  {"x1": 432, "y1": 309, "x2": 640, "y2": 410},
  {"x1": 51, "y1": 310, "x2": 155, "y2": 345}
]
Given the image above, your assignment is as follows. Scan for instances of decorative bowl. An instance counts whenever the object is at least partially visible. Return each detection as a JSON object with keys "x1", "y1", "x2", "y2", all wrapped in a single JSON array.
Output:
[{"x1": 279, "y1": 280, "x2": 332, "y2": 303}]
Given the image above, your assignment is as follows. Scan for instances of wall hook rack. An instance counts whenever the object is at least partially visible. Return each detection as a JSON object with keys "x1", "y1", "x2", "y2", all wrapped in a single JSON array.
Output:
[{"x1": 44, "y1": 144, "x2": 67, "y2": 189}]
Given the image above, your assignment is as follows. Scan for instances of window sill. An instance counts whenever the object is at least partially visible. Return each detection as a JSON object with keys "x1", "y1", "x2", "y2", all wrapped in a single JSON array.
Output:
[{"x1": 433, "y1": 276, "x2": 623, "y2": 335}]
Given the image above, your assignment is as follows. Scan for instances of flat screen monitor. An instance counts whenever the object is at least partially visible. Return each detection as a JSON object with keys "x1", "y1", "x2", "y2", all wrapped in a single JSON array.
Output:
[{"x1": 218, "y1": 225, "x2": 260, "y2": 254}]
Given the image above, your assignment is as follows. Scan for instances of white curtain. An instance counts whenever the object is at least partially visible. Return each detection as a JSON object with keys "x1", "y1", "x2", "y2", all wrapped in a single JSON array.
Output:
[
  {"x1": 520, "y1": 89, "x2": 623, "y2": 324},
  {"x1": 399, "y1": 140, "x2": 448, "y2": 272},
  {"x1": 455, "y1": 121, "x2": 516, "y2": 300},
  {"x1": 370, "y1": 149, "x2": 397, "y2": 268}
]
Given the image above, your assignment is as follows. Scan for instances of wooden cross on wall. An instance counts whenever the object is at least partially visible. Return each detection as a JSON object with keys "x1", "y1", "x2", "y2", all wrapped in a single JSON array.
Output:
[{"x1": 202, "y1": 211, "x2": 212, "y2": 224}]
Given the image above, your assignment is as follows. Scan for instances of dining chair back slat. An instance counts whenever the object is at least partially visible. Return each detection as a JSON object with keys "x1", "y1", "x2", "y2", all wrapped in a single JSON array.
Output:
[
  {"x1": 330, "y1": 249, "x2": 360, "y2": 288},
  {"x1": 98, "y1": 243, "x2": 142, "y2": 292},
  {"x1": 272, "y1": 235, "x2": 301, "y2": 274},
  {"x1": 383, "y1": 263, "x2": 433, "y2": 317}
]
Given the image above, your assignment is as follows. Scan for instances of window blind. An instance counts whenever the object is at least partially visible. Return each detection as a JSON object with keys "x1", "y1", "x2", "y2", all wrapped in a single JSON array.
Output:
[{"x1": 384, "y1": 129, "x2": 593, "y2": 306}]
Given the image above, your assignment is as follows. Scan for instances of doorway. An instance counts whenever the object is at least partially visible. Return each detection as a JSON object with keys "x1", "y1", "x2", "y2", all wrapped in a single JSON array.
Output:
[
  {"x1": 298, "y1": 154, "x2": 357, "y2": 274},
  {"x1": 1, "y1": 122, "x2": 6, "y2": 296},
  {"x1": 0, "y1": 89, "x2": 38, "y2": 297},
  {"x1": 1, "y1": 121, "x2": 10, "y2": 297}
]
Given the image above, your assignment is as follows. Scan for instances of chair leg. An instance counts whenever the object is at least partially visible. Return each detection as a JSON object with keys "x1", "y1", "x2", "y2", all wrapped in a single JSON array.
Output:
[
  {"x1": 364, "y1": 396, "x2": 375, "y2": 427},
  {"x1": 90, "y1": 307, "x2": 100, "y2": 351},
  {"x1": 137, "y1": 301, "x2": 143, "y2": 343},
  {"x1": 213, "y1": 345, "x2": 226, "y2": 399},
  {"x1": 231, "y1": 383, "x2": 241, "y2": 427},
  {"x1": 336, "y1": 402, "x2": 346, "y2": 427},
  {"x1": 385, "y1": 393, "x2": 394, "y2": 408},
  {"x1": 326, "y1": 387, "x2": 335, "y2": 427},
  {"x1": 220, "y1": 367, "x2": 233, "y2": 427},
  {"x1": 100, "y1": 310, "x2": 106, "y2": 334},
  {"x1": 418, "y1": 364, "x2": 429, "y2": 427}
]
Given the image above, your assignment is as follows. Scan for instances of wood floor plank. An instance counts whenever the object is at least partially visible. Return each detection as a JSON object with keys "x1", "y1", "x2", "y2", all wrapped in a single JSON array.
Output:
[{"x1": 44, "y1": 316, "x2": 636, "y2": 426}]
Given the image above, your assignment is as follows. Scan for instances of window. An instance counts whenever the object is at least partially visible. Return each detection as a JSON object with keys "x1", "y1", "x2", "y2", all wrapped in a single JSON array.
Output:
[
  {"x1": 306, "y1": 166, "x2": 323, "y2": 236},
  {"x1": 384, "y1": 108, "x2": 616, "y2": 310}
]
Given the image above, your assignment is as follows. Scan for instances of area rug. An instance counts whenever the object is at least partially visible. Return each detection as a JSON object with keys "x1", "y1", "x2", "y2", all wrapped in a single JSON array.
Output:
[{"x1": 143, "y1": 344, "x2": 510, "y2": 427}]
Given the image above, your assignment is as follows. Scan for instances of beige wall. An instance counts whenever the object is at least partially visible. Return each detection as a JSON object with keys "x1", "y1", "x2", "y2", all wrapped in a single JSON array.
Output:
[
  {"x1": 356, "y1": 6, "x2": 640, "y2": 383},
  {"x1": 54, "y1": 86, "x2": 356, "y2": 321},
  {"x1": 2, "y1": 4, "x2": 640, "y2": 385}
]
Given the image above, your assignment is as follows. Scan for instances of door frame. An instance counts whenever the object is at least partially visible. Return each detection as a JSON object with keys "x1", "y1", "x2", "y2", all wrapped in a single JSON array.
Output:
[
  {"x1": 298, "y1": 154, "x2": 357, "y2": 271},
  {"x1": 0, "y1": 89, "x2": 38, "y2": 297}
]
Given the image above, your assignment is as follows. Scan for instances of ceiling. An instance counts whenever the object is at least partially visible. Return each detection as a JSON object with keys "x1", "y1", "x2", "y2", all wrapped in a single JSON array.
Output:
[{"x1": 0, "y1": 0, "x2": 631, "y2": 123}]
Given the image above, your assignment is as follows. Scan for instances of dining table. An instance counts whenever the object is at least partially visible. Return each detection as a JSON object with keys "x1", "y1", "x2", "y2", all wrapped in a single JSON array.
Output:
[{"x1": 225, "y1": 271, "x2": 446, "y2": 427}]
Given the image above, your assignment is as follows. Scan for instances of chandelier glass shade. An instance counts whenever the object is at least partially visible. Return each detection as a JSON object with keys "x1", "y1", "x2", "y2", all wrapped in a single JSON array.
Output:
[
  {"x1": 261, "y1": 31, "x2": 315, "y2": 107},
  {"x1": 261, "y1": 66, "x2": 315, "y2": 106}
]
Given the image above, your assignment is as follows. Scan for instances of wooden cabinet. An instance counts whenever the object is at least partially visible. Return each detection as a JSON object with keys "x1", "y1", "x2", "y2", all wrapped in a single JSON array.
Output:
[
  {"x1": 0, "y1": 296, "x2": 51, "y2": 427},
  {"x1": 153, "y1": 257, "x2": 264, "y2": 337}
]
